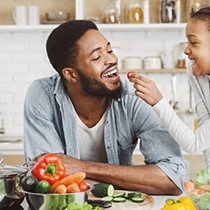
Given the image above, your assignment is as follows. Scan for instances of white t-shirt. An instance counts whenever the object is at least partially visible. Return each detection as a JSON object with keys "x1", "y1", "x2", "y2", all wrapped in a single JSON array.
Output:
[{"x1": 76, "y1": 110, "x2": 108, "y2": 163}]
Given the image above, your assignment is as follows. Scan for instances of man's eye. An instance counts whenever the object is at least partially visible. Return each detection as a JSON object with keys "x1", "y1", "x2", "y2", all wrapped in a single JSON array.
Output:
[
  {"x1": 92, "y1": 56, "x2": 100, "y2": 61},
  {"x1": 108, "y1": 50, "x2": 113, "y2": 53}
]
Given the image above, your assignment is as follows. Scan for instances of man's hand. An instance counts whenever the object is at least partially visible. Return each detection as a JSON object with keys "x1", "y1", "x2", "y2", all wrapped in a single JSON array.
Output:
[{"x1": 56, "y1": 153, "x2": 86, "y2": 174}]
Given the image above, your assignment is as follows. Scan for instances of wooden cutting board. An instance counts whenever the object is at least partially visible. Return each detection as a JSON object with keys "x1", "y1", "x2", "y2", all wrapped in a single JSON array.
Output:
[{"x1": 88, "y1": 190, "x2": 154, "y2": 210}]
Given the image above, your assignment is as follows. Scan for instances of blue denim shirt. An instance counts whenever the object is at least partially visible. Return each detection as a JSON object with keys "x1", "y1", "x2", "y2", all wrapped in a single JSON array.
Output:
[{"x1": 24, "y1": 74, "x2": 188, "y2": 191}]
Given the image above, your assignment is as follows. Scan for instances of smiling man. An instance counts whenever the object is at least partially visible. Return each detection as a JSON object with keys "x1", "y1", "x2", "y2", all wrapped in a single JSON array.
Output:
[{"x1": 24, "y1": 20, "x2": 188, "y2": 195}]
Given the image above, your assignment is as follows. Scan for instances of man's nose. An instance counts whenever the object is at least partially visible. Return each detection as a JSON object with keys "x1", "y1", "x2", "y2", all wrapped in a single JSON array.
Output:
[{"x1": 104, "y1": 52, "x2": 118, "y2": 64}]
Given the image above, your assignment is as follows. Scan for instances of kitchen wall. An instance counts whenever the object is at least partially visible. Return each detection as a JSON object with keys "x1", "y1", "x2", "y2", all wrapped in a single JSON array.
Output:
[
  {"x1": 0, "y1": 26, "x2": 196, "y2": 137},
  {"x1": 0, "y1": 30, "x2": 54, "y2": 136}
]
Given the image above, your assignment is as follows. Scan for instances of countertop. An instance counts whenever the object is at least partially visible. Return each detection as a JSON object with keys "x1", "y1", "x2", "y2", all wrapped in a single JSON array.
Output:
[
  {"x1": 1, "y1": 141, "x2": 24, "y2": 155},
  {"x1": 0, "y1": 135, "x2": 24, "y2": 155},
  {"x1": 19, "y1": 194, "x2": 184, "y2": 210}
]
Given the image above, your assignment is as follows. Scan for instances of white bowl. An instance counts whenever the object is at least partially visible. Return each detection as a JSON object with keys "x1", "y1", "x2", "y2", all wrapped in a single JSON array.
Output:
[{"x1": 46, "y1": 11, "x2": 70, "y2": 21}]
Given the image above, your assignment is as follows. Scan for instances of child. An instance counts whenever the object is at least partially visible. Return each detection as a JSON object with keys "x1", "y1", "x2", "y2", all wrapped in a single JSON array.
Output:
[{"x1": 128, "y1": 6, "x2": 210, "y2": 169}]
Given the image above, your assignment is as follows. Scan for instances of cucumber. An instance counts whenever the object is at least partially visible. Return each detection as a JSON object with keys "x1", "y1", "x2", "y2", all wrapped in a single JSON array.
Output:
[
  {"x1": 91, "y1": 185, "x2": 144, "y2": 204},
  {"x1": 91, "y1": 183, "x2": 115, "y2": 197},
  {"x1": 113, "y1": 192, "x2": 126, "y2": 198},
  {"x1": 131, "y1": 197, "x2": 144, "y2": 203},
  {"x1": 21, "y1": 175, "x2": 38, "y2": 192},
  {"x1": 101, "y1": 196, "x2": 113, "y2": 202},
  {"x1": 127, "y1": 192, "x2": 142, "y2": 200},
  {"x1": 113, "y1": 197, "x2": 126, "y2": 202}
]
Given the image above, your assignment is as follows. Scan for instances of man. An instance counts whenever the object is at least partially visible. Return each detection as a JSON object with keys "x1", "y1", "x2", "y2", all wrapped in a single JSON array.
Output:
[{"x1": 24, "y1": 20, "x2": 188, "y2": 195}]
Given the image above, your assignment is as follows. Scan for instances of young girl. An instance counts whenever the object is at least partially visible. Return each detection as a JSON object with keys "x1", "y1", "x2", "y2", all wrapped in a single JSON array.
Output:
[{"x1": 128, "y1": 6, "x2": 210, "y2": 168}]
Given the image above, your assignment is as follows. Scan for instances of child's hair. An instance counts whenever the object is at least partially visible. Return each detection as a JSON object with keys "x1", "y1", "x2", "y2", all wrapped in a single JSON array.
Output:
[{"x1": 190, "y1": 6, "x2": 210, "y2": 29}]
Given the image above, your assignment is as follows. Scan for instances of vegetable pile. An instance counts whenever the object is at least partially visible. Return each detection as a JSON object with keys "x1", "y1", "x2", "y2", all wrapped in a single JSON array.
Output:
[
  {"x1": 21, "y1": 153, "x2": 90, "y2": 194},
  {"x1": 91, "y1": 183, "x2": 144, "y2": 203},
  {"x1": 184, "y1": 169, "x2": 210, "y2": 210}
]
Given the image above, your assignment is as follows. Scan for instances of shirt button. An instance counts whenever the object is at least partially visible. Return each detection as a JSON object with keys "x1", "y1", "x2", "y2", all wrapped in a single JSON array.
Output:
[{"x1": 107, "y1": 146, "x2": 111, "y2": 149}]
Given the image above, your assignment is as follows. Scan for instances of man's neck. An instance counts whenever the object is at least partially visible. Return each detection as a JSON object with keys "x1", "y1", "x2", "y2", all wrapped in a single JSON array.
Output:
[{"x1": 68, "y1": 90, "x2": 109, "y2": 128}]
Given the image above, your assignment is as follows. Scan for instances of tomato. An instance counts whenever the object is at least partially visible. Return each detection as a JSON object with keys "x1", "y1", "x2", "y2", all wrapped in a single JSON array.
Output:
[
  {"x1": 127, "y1": 71, "x2": 135, "y2": 79},
  {"x1": 78, "y1": 181, "x2": 90, "y2": 192}
]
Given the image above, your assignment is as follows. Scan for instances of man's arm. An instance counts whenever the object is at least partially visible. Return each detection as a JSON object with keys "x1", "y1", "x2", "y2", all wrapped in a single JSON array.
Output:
[{"x1": 58, "y1": 154, "x2": 181, "y2": 195}]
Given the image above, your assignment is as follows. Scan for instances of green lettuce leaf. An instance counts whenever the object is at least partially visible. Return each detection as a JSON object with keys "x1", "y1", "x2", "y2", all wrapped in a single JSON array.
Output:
[
  {"x1": 191, "y1": 193, "x2": 210, "y2": 210},
  {"x1": 195, "y1": 169, "x2": 210, "y2": 184},
  {"x1": 65, "y1": 202, "x2": 101, "y2": 210}
]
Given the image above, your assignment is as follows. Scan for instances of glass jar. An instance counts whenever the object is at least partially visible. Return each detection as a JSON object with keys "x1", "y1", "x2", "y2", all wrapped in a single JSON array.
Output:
[
  {"x1": 160, "y1": 0, "x2": 176, "y2": 23},
  {"x1": 126, "y1": 0, "x2": 143, "y2": 23},
  {"x1": 103, "y1": 0, "x2": 120, "y2": 24},
  {"x1": 176, "y1": 42, "x2": 187, "y2": 68}
]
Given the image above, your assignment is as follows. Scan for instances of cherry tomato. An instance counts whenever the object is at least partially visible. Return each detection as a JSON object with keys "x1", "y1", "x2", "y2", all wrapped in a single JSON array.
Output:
[
  {"x1": 78, "y1": 181, "x2": 90, "y2": 192},
  {"x1": 127, "y1": 71, "x2": 135, "y2": 79}
]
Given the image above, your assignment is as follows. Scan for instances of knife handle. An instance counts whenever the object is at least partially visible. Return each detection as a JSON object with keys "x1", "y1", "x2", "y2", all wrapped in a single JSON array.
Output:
[{"x1": 87, "y1": 199, "x2": 112, "y2": 208}]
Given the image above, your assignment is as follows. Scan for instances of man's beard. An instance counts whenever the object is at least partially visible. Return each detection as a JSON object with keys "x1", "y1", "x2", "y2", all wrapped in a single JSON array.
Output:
[{"x1": 76, "y1": 69, "x2": 122, "y2": 100}]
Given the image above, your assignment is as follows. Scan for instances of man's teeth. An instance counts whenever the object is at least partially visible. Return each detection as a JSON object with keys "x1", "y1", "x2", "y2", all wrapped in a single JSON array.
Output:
[
  {"x1": 190, "y1": 60, "x2": 196, "y2": 65},
  {"x1": 103, "y1": 69, "x2": 117, "y2": 77}
]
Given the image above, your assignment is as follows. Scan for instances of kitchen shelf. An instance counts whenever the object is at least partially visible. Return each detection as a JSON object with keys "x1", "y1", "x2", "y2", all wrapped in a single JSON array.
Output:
[
  {"x1": 0, "y1": 23, "x2": 186, "y2": 32},
  {"x1": 97, "y1": 23, "x2": 186, "y2": 31},
  {"x1": 0, "y1": 25, "x2": 57, "y2": 32},
  {"x1": 120, "y1": 68, "x2": 186, "y2": 74}
]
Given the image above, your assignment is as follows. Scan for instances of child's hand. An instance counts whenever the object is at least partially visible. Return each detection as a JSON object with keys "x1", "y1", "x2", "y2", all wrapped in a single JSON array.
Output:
[{"x1": 128, "y1": 72, "x2": 163, "y2": 106}]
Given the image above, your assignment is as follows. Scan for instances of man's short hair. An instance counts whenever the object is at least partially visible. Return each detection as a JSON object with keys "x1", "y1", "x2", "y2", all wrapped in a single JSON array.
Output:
[{"x1": 46, "y1": 20, "x2": 98, "y2": 77}]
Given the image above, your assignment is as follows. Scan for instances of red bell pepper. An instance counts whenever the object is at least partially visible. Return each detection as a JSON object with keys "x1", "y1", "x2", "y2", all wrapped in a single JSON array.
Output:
[{"x1": 31, "y1": 153, "x2": 66, "y2": 185}]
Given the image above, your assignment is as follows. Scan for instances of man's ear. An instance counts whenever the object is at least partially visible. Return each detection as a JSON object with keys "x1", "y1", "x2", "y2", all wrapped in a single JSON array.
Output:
[{"x1": 62, "y1": 68, "x2": 79, "y2": 83}]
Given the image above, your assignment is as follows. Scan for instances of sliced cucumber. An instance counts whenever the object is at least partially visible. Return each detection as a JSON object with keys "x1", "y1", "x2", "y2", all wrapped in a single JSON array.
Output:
[
  {"x1": 127, "y1": 192, "x2": 142, "y2": 200},
  {"x1": 131, "y1": 197, "x2": 144, "y2": 203},
  {"x1": 91, "y1": 183, "x2": 115, "y2": 197},
  {"x1": 113, "y1": 197, "x2": 126, "y2": 203},
  {"x1": 91, "y1": 186, "x2": 144, "y2": 204},
  {"x1": 113, "y1": 192, "x2": 126, "y2": 198},
  {"x1": 101, "y1": 196, "x2": 113, "y2": 202}
]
